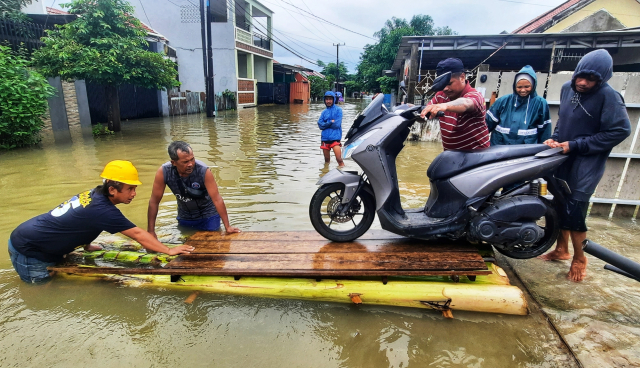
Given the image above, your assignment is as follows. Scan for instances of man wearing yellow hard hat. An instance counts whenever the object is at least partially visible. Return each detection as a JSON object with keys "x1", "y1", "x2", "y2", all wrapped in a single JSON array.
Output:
[{"x1": 7, "y1": 160, "x2": 195, "y2": 283}]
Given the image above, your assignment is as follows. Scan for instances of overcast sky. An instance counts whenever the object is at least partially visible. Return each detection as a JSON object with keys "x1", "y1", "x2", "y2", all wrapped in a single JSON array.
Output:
[{"x1": 43, "y1": 0, "x2": 566, "y2": 73}]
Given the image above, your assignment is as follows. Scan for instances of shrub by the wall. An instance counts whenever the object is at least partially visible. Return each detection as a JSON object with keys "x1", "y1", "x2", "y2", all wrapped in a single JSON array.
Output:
[{"x1": 0, "y1": 46, "x2": 54, "y2": 149}]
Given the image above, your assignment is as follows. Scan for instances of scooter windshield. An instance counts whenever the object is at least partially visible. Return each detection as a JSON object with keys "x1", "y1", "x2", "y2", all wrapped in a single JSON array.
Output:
[{"x1": 345, "y1": 94, "x2": 388, "y2": 140}]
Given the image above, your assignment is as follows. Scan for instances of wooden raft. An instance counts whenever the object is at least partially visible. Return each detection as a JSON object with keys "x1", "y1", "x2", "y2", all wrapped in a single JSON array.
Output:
[{"x1": 51, "y1": 230, "x2": 492, "y2": 277}]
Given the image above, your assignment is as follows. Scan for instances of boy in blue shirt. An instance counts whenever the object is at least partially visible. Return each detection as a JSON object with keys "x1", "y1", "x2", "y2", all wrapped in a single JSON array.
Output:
[{"x1": 317, "y1": 91, "x2": 345, "y2": 167}]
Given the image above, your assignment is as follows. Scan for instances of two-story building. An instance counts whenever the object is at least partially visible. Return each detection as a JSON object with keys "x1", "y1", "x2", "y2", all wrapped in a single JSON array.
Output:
[{"x1": 131, "y1": 0, "x2": 274, "y2": 108}]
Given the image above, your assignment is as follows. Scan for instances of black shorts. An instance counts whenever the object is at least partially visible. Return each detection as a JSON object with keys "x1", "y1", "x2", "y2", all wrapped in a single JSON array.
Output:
[{"x1": 556, "y1": 199, "x2": 589, "y2": 232}]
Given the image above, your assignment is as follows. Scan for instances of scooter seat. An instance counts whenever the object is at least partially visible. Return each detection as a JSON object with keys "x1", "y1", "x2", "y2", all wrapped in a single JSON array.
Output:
[{"x1": 427, "y1": 144, "x2": 550, "y2": 181}]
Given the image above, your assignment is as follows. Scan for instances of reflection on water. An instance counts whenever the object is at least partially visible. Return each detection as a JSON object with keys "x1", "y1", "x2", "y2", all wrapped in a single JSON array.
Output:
[{"x1": 0, "y1": 101, "x2": 585, "y2": 367}]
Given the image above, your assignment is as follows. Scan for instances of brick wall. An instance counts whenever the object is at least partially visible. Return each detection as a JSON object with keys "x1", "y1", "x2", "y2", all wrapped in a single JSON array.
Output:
[
  {"x1": 238, "y1": 80, "x2": 255, "y2": 91},
  {"x1": 61, "y1": 81, "x2": 81, "y2": 127},
  {"x1": 238, "y1": 93, "x2": 254, "y2": 104}
]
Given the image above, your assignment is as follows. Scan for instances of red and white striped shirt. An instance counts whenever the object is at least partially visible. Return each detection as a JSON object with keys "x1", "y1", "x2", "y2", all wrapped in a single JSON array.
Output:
[{"x1": 429, "y1": 82, "x2": 490, "y2": 150}]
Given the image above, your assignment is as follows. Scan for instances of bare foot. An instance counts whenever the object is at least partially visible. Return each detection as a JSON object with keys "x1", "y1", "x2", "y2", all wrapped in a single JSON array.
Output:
[
  {"x1": 568, "y1": 256, "x2": 588, "y2": 282},
  {"x1": 538, "y1": 249, "x2": 572, "y2": 261}
]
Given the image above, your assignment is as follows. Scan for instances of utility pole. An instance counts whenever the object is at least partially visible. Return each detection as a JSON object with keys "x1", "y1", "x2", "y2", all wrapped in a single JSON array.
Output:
[
  {"x1": 200, "y1": 0, "x2": 215, "y2": 117},
  {"x1": 199, "y1": 0, "x2": 208, "y2": 99},
  {"x1": 333, "y1": 43, "x2": 344, "y2": 92},
  {"x1": 205, "y1": 0, "x2": 215, "y2": 117}
]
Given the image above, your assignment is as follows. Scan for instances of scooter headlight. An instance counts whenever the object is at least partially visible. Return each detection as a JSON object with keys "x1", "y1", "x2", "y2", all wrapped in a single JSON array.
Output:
[{"x1": 343, "y1": 129, "x2": 380, "y2": 159}]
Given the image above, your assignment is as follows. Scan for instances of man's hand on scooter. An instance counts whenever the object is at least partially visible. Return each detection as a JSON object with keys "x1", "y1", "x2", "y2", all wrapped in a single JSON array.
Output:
[{"x1": 420, "y1": 104, "x2": 447, "y2": 119}]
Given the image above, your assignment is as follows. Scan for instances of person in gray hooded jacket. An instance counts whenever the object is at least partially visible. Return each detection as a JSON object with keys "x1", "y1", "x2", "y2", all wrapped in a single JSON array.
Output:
[{"x1": 541, "y1": 49, "x2": 631, "y2": 282}]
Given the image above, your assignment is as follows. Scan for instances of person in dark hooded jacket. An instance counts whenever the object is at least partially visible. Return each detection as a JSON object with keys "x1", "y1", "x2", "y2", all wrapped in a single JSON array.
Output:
[
  {"x1": 540, "y1": 49, "x2": 631, "y2": 282},
  {"x1": 318, "y1": 91, "x2": 345, "y2": 167},
  {"x1": 486, "y1": 65, "x2": 551, "y2": 145}
]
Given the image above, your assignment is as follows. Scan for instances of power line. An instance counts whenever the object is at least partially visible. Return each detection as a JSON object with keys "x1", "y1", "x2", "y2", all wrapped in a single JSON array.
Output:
[
  {"x1": 253, "y1": 11, "x2": 334, "y2": 58},
  {"x1": 266, "y1": 27, "x2": 365, "y2": 63},
  {"x1": 225, "y1": 0, "x2": 319, "y2": 65},
  {"x1": 278, "y1": 0, "x2": 376, "y2": 40},
  {"x1": 138, "y1": 0, "x2": 153, "y2": 28},
  {"x1": 288, "y1": 0, "x2": 359, "y2": 70},
  {"x1": 222, "y1": 0, "x2": 321, "y2": 66},
  {"x1": 299, "y1": 0, "x2": 340, "y2": 41},
  {"x1": 260, "y1": 0, "x2": 376, "y2": 41}
]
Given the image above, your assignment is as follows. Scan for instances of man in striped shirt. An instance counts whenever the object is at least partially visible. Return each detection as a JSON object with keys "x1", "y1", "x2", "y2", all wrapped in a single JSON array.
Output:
[{"x1": 420, "y1": 58, "x2": 490, "y2": 150}]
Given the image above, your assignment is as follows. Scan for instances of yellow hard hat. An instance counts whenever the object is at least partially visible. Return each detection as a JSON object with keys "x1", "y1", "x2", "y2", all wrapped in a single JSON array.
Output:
[{"x1": 100, "y1": 160, "x2": 142, "y2": 185}]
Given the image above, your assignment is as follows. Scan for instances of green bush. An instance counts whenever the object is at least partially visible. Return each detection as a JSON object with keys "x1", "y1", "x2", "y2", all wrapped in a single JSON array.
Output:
[
  {"x1": 92, "y1": 123, "x2": 114, "y2": 136},
  {"x1": 309, "y1": 75, "x2": 329, "y2": 99},
  {"x1": 376, "y1": 76, "x2": 397, "y2": 95},
  {"x1": 0, "y1": 46, "x2": 55, "y2": 149}
]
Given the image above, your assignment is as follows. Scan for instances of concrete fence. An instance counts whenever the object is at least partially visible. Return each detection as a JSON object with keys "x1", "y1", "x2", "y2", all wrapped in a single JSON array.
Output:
[
  {"x1": 475, "y1": 71, "x2": 640, "y2": 220},
  {"x1": 167, "y1": 90, "x2": 206, "y2": 115},
  {"x1": 44, "y1": 77, "x2": 93, "y2": 141}
]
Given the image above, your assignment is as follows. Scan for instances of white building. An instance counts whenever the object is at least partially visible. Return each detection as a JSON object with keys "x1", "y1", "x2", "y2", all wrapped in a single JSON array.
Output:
[{"x1": 131, "y1": 0, "x2": 274, "y2": 108}]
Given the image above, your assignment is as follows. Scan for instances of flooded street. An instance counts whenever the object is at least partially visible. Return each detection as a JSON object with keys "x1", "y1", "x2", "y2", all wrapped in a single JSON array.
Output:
[{"x1": 0, "y1": 100, "x2": 636, "y2": 367}]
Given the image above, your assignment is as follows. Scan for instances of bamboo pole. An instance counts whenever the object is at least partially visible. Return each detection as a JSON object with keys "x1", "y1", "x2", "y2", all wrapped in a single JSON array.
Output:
[{"x1": 56, "y1": 269, "x2": 528, "y2": 316}]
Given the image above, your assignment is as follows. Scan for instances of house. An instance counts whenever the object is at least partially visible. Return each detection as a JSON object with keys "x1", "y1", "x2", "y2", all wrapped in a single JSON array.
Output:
[
  {"x1": 272, "y1": 62, "x2": 322, "y2": 104},
  {"x1": 513, "y1": 0, "x2": 640, "y2": 34},
  {"x1": 13, "y1": 2, "x2": 178, "y2": 134},
  {"x1": 130, "y1": 0, "x2": 274, "y2": 108}
]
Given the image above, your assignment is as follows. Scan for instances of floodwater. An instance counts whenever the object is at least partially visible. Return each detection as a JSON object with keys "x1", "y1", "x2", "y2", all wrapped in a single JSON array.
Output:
[{"x1": 1, "y1": 99, "x2": 630, "y2": 367}]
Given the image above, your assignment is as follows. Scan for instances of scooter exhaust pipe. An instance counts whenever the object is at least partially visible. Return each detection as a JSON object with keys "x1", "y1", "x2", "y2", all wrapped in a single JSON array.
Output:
[{"x1": 582, "y1": 239, "x2": 640, "y2": 282}]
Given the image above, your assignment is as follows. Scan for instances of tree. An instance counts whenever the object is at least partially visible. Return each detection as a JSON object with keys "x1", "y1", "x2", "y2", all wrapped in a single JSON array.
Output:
[
  {"x1": 0, "y1": 0, "x2": 32, "y2": 19},
  {"x1": 320, "y1": 61, "x2": 348, "y2": 86},
  {"x1": 356, "y1": 15, "x2": 455, "y2": 93},
  {"x1": 376, "y1": 76, "x2": 396, "y2": 94},
  {"x1": 0, "y1": 45, "x2": 55, "y2": 148},
  {"x1": 308, "y1": 75, "x2": 328, "y2": 99},
  {"x1": 32, "y1": 0, "x2": 179, "y2": 131}
]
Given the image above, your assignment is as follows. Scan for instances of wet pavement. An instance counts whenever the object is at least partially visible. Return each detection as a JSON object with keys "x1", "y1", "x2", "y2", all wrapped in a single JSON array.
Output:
[
  {"x1": 0, "y1": 100, "x2": 637, "y2": 367},
  {"x1": 503, "y1": 216, "x2": 640, "y2": 368}
]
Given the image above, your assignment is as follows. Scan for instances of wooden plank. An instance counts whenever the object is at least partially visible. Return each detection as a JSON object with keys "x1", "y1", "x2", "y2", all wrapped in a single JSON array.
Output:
[
  {"x1": 591, "y1": 157, "x2": 627, "y2": 217},
  {"x1": 498, "y1": 72, "x2": 516, "y2": 98},
  {"x1": 186, "y1": 239, "x2": 481, "y2": 255},
  {"x1": 49, "y1": 266, "x2": 492, "y2": 277},
  {"x1": 548, "y1": 105, "x2": 559, "y2": 133},
  {"x1": 623, "y1": 76, "x2": 640, "y2": 104},
  {"x1": 546, "y1": 74, "x2": 572, "y2": 101},
  {"x1": 536, "y1": 72, "x2": 548, "y2": 97},
  {"x1": 186, "y1": 229, "x2": 404, "y2": 242},
  {"x1": 165, "y1": 252, "x2": 486, "y2": 271},
  {"x1": 613, "y1": 159, "x2": 640, "y2": 218},
  {"x1": 612, "y1": 110, "x2": 639, "y2": 154}
]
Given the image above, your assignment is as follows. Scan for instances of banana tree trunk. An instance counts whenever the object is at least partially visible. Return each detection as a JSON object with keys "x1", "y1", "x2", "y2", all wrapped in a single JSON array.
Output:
[{"x1": 105, "y1": 85, "x2": 121, "y2": 132}]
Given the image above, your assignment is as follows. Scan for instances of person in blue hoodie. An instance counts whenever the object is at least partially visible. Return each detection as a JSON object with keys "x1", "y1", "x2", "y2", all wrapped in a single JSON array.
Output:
[
  {"x1": 540, "y1": 49, "x2": 631, "y2": 282},
  {"x1": 318, "y1": 91, "x2": 345, "y2": 167},
  {"x1": 486, "y1": 65, "x2": 551, "y2": 145}
]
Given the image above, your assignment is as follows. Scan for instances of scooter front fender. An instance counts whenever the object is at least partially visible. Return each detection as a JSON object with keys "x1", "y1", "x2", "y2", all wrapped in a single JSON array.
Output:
[{"x1": 316, "y1": 169, "x2": 364, "y2": 204}]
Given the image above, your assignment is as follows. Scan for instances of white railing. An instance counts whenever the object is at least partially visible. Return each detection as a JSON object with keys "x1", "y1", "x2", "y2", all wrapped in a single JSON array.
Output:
[{"x1": 235, "y1": 27, "x2": 252, "y2": 45}]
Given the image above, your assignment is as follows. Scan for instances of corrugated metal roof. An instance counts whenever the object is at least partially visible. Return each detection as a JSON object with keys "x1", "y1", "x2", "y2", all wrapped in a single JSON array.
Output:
[
  {"x1": 300, "y1": 70, "x2": 325, "y2": 79},
  {"x1": 512, "y1": 0, "x2": 583, "y2": 34},
  {"x1": 46, "y1": 7, "x2": 69, "y2": 15}
]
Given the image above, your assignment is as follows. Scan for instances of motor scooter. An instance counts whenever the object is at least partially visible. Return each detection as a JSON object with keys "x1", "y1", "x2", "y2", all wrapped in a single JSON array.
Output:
[{"x1": 309, "y1": 94, "x2": 572, "y2": 259}]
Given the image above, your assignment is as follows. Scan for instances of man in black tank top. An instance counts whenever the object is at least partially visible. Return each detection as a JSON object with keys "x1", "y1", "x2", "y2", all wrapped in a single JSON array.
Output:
[{"x1": 147, "y1": 141, "x2": 241, "y2": 238}]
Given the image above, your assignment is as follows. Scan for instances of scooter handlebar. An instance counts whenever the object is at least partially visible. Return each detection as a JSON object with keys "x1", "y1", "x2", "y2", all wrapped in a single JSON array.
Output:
[{"x1": 397, "y1": 106, "x2": 444, "y2": 120}]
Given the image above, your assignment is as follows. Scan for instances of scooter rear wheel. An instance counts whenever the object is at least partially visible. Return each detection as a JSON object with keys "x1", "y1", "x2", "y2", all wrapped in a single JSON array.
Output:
[
  {"x1": 309, "y1": 183, "x2": 376, "y2": 242},
  {"x1": 493, "y1": 197, "x2": 560, "y2": 259}
]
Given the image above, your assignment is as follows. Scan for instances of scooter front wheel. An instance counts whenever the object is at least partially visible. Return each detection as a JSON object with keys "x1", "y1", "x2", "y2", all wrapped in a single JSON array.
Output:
[{"x1": 309, "y1": 183, "x2": 376, "y2": 242}]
